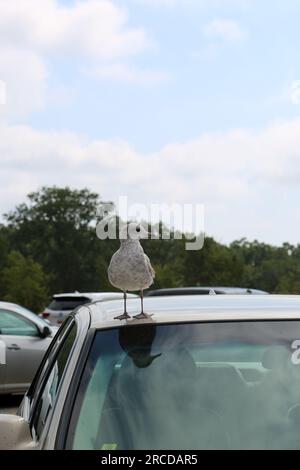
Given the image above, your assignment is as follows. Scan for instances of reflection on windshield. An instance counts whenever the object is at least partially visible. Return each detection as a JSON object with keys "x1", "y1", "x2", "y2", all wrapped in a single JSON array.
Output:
[
  {"x1": 118, "y1": 323, "x2": 161, "y2": 368},
  {"x1": 69, "y1": 321, "x2": 300, "y2": 450}
]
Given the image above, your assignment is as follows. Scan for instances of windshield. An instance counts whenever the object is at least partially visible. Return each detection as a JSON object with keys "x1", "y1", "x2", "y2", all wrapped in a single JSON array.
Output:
[{"x1": 67, "y1": 321, "x2": 300, "y2": 450}]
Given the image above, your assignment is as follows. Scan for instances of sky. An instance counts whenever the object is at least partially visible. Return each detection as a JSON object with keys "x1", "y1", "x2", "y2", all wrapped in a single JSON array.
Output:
[{"x1": 1, "y1": 0, "x2": 300, "y2": 245}]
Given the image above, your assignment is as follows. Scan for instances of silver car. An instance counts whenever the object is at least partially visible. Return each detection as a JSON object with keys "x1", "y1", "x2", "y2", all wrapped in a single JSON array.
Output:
[
  {"x1": 3, "y1": 294, "x2": 300, "y2": 449},
  {"x1": 0, "y1": 302, "x2": 57, "y2": 395},
  {"x1": 146, "y1": 287, "x2": 269, "y2": 296},
  {"x1": 41, "y1": 292, "x2": 138, "y2": 326}
]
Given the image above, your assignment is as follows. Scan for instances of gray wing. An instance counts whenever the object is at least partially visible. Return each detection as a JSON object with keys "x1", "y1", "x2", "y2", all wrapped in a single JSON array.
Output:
[{"x1": 144, "y1": 254, "x2": 155, "y2": 279}]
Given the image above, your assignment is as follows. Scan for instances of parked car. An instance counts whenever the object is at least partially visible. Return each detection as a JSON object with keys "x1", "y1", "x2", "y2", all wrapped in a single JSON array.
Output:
[
  {"x1": 0, "y1": 302, "x2": 57, "y2": 395},
  {"x1": 145, "y1": 287, "x2": 269, "y2": 296},
  {"x1": 41, "y1": 292, "x2": 138, "y2": 325},
  {"x1": 3, "y1": 294, "x2": 300, "y2": 450}
]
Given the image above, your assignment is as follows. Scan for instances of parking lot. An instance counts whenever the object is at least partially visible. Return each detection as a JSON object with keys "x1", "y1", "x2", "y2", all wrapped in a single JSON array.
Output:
[{"x1": 0, "y1": 396, "x2": 22, "y2": 415}]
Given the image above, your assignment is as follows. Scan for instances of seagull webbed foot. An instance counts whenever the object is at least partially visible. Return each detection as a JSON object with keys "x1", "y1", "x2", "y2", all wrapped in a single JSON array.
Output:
[
  {"x1": 133, "y1": 312, "x2": 153, "y2": 320},
  {"x1": 114, "y1": 312, "x2": 131, "y2": 321}
]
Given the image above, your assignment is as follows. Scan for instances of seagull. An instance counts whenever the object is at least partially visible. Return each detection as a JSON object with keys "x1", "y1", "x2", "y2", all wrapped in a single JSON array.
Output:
[{"x1": 108, "y1": 222, "x2": 155, "y2": 320}]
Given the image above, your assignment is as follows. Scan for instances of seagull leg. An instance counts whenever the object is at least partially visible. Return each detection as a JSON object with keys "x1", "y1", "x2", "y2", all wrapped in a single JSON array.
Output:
[
  {"x1": 133, "y1": 290, "x2": 153, "y2": 319},
  {"x1": 114, "y1": 290, "x2": 131, "y2": 320}
]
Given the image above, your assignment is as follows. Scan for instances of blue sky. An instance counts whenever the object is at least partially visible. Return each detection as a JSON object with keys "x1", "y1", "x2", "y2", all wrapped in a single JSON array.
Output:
[
  {"x1": 1, "y1": 0, "x2": 300, "y2": 244},
  {"x1": 28, "y1": 0, "x2": 300, "y2": 149}
]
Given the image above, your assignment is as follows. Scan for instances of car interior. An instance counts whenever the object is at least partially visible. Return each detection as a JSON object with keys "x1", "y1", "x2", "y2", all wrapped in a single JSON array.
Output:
[
  {"x1": 94, "y1": 347, "x2": 300, "y2": 450},
  {"x1": 70, "y1": 323, "x2": 300, "y2": 450}
]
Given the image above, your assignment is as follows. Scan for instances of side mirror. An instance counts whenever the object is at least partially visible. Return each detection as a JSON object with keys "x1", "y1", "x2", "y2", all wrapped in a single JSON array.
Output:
[
  {"x1": 0, "y1": 414, "x2": 35, "y2": 450},
  {"x1": 39, "y1": 325, "x2": 51, "y2": 338}
]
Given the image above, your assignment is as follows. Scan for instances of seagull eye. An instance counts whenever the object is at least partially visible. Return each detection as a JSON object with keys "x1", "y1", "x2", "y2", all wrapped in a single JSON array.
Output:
[{"x1": 136, "y1": 226, "x2": 141, "y2": 233}]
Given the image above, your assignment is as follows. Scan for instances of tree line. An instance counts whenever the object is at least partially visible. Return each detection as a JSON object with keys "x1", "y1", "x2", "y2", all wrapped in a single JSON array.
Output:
[{"x1": 0, "y1": 186, "x2": 299, "y2": 312}]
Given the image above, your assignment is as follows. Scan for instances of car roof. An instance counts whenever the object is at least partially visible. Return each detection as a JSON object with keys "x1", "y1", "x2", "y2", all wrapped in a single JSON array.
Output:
[
  {"x1": 146, "y1": 287, "x2": 268, "y2": 295},
  {"x1": 84, "y1": 294, "x2": 300, "y2": 330},
  {"x1": 0, "y1": 301, "x2": 22, "y2": 309}
]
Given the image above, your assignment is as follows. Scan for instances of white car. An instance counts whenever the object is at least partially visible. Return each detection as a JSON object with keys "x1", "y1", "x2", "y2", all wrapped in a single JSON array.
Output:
[
  {"x1": 41, "y1": 292, "x2": 138, "y2": 325},
  {"x1": 3, "y1": 294, "x2": 300, "y2": 449},
  {"x1": 0, "y1": 302, "x2": 57, "y2": 395}
]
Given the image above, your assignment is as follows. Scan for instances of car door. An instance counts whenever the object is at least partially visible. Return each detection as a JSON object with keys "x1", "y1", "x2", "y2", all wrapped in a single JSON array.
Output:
[
  {"x1": 0, "y1": 308, "x2": 48, "y2": 393},
  {"x1": 0, "y1": 330, "x2": 6, "y2": 392},
  {"x1": 29, "y1": 321, "x2": 78, "y2": 445}
]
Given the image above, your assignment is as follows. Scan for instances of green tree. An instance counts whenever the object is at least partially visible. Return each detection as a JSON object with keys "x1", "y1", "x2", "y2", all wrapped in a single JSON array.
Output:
[
  {"x1": 3, "y1": 186, "x2": 300, "y2": 298},
  {"x1": 4, "y1": 186, "x2": 115, "y2": 293},
  {"x1": 0, "y1": 225, "x2": 10, "y2": 277},
  {"x1": 181, "y1": 236, "x2": 244, "y2": 287},
  {"x1": 1, "y1": 251, "x2": 48, "y2": 312}
]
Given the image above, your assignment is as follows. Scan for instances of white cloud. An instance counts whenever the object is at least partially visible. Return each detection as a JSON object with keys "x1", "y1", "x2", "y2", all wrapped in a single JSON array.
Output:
[
  {"x1": 0, "y1": 47, "x2": 47, "y2": 119},
  {"x1": 0, "y1": 80, "x2": 6, "y2": 106},
  {"x1": 0, "y1": 0, "x2": 152, "y2": 117},
  {"x1": 88, "y1": 63, "x2": 168, "y2": 83},
  {"x1": 290, "y1": 80, "x2": 300, "y2": 105},
  {"x1": 130, "y1": 0, "x2": 195, "y2": 5},
  {"x1": 130, "y1": 0, "x2": 250, "y2": 7},
  {"x1": 203, "y1": 19, "x2": 247, "y2": 42},
  {"x1": 0, "y1": 0, "x2": 149, "y2": 60},
  {"x1": 1, "y1": 118, "x2": 300, "y2": 243}
]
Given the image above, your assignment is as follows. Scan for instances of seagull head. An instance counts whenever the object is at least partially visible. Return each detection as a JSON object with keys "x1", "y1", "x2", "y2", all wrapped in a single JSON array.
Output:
[{"x1": 120, "y1": 222, "x2": 149, "y2": 241}]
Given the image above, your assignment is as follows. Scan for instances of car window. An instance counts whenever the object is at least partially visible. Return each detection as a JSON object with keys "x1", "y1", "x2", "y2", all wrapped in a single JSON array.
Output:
[
  {"x1": 28, "y1": 317, "x2": 74, "y2": 411},
  {"x1": 0, "y1": 309, "x2": 39, "y2": 336},
  {"x1": 67, "y1": 321, "x2": 300, "y2": 450},
  {"x1": 48, "y1": 297, "x2": 90, "y2": 311},
  {"x1": 31, "y1": 322, "x2": 77, "y2": 440},
  {"x1": 11, "y1": 304, "x2": 51, "y2": 329}
]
